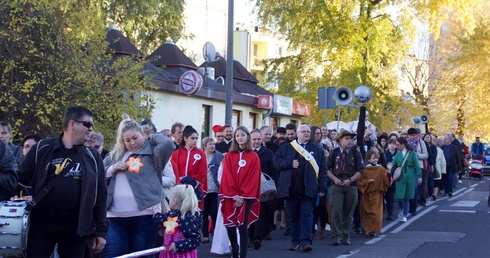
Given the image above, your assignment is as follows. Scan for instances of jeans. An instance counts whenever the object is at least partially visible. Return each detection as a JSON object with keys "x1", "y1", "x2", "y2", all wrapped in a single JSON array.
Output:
[
  {"x1": 445, "y1": 172, "x2": 455, "y2": 194},
  {"x1": 397, "y1": 199, "x2": 409, "y2": 217},
  {"x1": 419, "y1": 169, "x2": 428, "y2": 204},
  {"x1": 101, "y1": 215, "x2": 159, "y2": 258},
  {"x1": 385, "y1": 185, "x2": 396, "y2": 215},
  {"x1": 27, "y1": 224, "x2": 89, "y2": 258},
  {"x1": 427, "y1": 174, "x2": 434, "y2": 198},
  {"x1": 409, "y1": 176, "x2": 419, "y2": 214},
  {"x1": 286, "y1": 194, "x2": 315, "y2": 246}
]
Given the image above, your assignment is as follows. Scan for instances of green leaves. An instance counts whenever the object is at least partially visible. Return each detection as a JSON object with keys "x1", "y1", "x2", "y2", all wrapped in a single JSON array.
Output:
[{"x1": 0, "y1": 0, "x2": 156, "y2": 144}]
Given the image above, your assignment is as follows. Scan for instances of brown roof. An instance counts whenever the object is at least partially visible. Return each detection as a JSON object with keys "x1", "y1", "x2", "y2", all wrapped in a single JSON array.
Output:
[{"x1": 147, "y1": 40, "x2": 198, "y2": 69}]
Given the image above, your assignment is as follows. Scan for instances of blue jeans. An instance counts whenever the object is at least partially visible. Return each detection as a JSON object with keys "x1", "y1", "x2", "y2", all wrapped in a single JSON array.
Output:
[
  {"x1": 286, "y1": 194, "x2": 315, "y2": 246},
  {"x1": 397, "y1": 199, "x2": 409, "y2": 217},
  {"x1": 409, "y1": 176, "x2": 419, "y2": 214},
  {"x1": 445, "y1": 172, "x2": 455, "y2": 194},
  {"x1": 385, "y1": 185, "x2": 396, "y2": 215},
  {"x1": 101, "y1": 215, "x2": 159, "y2": 258}
]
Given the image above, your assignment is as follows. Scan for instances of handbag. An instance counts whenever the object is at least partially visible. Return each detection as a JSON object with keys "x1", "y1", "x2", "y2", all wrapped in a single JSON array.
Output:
[
  {"x1": 260, "y1": 173, "x2": 276, "y2": 202},
  {"x1": 393, "y1": 151, "x2": 410, "y2": 181}
]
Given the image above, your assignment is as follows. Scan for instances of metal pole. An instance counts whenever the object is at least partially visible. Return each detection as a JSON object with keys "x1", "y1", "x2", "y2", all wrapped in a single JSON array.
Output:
[{"x1": 225, "y1": 0, "x2": 234, "y2": 125}]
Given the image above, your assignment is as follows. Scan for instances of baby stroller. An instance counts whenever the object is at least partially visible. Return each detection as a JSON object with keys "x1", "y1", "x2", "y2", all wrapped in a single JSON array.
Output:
[{"x1": 469, "y1": 155, "x2": 485, "y2": 180}]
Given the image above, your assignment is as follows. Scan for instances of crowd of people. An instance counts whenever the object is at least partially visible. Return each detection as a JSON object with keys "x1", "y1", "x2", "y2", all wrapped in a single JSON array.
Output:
[{"x1": 0, "y1": 107, "x2": 479, "y2": 258}]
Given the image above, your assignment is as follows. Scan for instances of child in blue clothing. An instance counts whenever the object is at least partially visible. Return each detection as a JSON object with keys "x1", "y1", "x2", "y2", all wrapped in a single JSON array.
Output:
[{"x1": 154, "y1": 184, "x2": 203, "y2": 258}]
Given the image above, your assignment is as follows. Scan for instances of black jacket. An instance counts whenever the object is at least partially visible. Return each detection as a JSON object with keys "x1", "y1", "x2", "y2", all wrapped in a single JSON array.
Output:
[
  {"x1": 256, "y1": 145, "x2": 278, "y2": 183},
  {"x1": 274, "y1": 141, "x2": 328, "y2": 199},
  {"x1": 18, "y1": 135, "x2": 108, "y2": 238},
  {"x1": 0, "y1": 141, "x2": 18, "y2": 200}
]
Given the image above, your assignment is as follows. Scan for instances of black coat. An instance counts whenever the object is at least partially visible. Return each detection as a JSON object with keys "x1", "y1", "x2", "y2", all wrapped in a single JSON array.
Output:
[
  {"x1": 274, "y1": 141, "x2": 328, "y2": 199},
  {"x1": 256, "y1": 145, "x2": 278, "y2": 183},
  {"x1": 0, "y1": 141, "x2": 18, "y2": 200},
  {"x1": 18, "y1": 135, "x2": 108, "y2": 238}
]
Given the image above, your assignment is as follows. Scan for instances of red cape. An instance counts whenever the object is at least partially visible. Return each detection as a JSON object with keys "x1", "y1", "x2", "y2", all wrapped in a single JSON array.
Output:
[
  {"x1": 171, "y1": 147, "x2": 208, "y2": 208},
  {"x1": 219, "y1": 150, "x2": 261, "y2": 227}
]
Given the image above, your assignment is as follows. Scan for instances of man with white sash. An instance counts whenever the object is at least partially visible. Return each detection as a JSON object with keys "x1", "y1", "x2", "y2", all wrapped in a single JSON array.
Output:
[{"x1": 274, "y1": 124, "x2": 328, "y2": 253}]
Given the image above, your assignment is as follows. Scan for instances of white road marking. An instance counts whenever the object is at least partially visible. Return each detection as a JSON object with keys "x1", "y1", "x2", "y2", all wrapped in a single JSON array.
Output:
[
  {"x1": 336, "y1": 249, "x2": 360, "y2": 258},
  {"x1": 364, "y1": 234, "x2": 386, "y2": 245},
  {"x1": 450, "y1": 201, "x2": 479, "y2": 207},
  {"x1": 391, "y1": 205, "x2": 437, "y2": 233},
  {"x1": 448, "y1": 188, "x2": 474, "y2": 201},
  {"x1": 452, "y1": 187, "x2": 468, "y2": 195},
  {"x1": 470, "y1": 183, "x2": 479, "y2": 188},
  {"x1": 439, "y1": 210, "x2": 476, "y2": 213}
]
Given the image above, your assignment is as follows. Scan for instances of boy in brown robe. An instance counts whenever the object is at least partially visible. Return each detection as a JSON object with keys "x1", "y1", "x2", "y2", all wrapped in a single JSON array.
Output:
[{"x1": 358, "y1": 149, "x2": 393, "y2": 237}]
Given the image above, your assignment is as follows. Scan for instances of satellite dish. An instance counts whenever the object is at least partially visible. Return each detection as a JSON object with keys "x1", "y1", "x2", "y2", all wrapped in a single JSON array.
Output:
[{"x1": 203, "y1": 42, "x2": 217, "y2": 63}]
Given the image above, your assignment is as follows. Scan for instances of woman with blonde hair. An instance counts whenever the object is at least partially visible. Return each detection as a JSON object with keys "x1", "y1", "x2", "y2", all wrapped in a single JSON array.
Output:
[{"x1": 102, "y1": 119, "x2": 174, "y2": 258}]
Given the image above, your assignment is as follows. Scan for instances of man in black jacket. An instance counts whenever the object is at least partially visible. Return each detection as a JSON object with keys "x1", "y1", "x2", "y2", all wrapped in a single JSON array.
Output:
[
  {"x1": 0, "y1": 140, "x2": 17, "y2": 200},
  {"x1": 274, "y1": 124, "x2": 328, "y2": 252},
  {"x1": 249, "y1": 129, "x2": 278, "y2": 249},
  {"x1": 18, "y1": 106, "x2": 108, "y2": 257}
]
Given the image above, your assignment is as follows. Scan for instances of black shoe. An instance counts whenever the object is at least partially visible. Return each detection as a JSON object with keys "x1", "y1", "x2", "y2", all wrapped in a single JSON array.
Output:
[
  {"x1": 369, "y1": 232, "x2": 377, "y2": 237},
  {"x1": 283, "y1": 228, "x2": 290, "y2": 236},
  {"x1": 333, "y1": 238, "x2": 341, "y2": 246},
  {"x1": 448, "y1": 193, "x2": 453, "y2": 197},
  {"x1": 288, "y1": 245, "x2": 300, "y2": 251},
  {"x1": 263, "y1": 234, "x2": 272, "y2": 240},
  {"x1": 386, "y1": 214, "x2": 394, "y2": 220},
  {"x1": 272, "y1": 224, "x2": 277, "y2": 230},
  {"x1": 248, "y1": 241, "x2": 254, "y2": 248},
  {"x1": 253, "y1": 239, "x2": 261, "y2": 250},
  {"x1": 342, "y1": 239, "x2": 351, "y2": 245},
  {"x1": 354, "y1": 228, "x2": 361, "y2": 234},
  {"x1": 302, "y1": 245, "x2": 312, "y2": 252}
]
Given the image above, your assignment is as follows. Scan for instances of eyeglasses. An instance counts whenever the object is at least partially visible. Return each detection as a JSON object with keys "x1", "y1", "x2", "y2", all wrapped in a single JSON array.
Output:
[
  {"x1": 74, "y1": 120, "x2": 94, "y2": 128},
  {"x1": 314, "y1": 132, "x2": 322, "y2": 135},
  {"x1": 298, "y1": 130, "x2": 311, "y2": 134}
]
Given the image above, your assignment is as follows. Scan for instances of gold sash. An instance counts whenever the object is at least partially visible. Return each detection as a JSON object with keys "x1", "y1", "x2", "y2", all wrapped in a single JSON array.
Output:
[{"x1": 290, "y1": 141, "x2": 319, "y2": 179}]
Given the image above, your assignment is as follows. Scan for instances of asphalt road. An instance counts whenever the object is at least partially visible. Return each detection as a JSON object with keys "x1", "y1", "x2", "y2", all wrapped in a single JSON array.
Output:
[{"x1": 197, "y1": 177, "x2": 490, "y2": 258}]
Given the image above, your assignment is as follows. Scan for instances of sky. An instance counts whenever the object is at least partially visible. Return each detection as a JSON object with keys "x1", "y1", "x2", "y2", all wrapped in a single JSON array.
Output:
[{"x1": 185, "y1": 0, "x2": 257, "y2": 26}]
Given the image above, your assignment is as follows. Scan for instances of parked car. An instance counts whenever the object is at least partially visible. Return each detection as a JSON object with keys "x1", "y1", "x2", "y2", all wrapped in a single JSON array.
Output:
[{"x1": 482, "y1": 146, "x2": 490, "y2": 175}]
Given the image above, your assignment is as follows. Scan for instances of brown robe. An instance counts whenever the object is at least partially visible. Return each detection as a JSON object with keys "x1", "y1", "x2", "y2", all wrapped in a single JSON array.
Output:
[{"x1": 358, "y1": 165, "x2": 393, "y2": 232}]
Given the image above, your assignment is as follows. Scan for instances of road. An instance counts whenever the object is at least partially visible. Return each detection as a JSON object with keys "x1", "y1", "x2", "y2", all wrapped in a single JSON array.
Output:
[{"x1": 197, "y1": 178, "x2": 490, "y2": 258}]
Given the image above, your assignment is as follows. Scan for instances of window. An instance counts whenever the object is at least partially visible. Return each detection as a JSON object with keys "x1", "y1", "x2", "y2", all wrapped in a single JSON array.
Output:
[
  {"x1": 232, "y1": 110, "x2": 241, "y2": 130},
  {"x1": 247, "y1": 113, "x2": 257, "y2": 131},
  {"x1": 269, "y1": 117, "x2": 277, "y2": 129},
  {"x1": 201, "y1": 105, "x2": 211, "y2": 140}
]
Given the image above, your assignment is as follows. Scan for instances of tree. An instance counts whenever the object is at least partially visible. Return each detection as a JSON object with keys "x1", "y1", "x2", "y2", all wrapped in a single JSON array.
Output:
[
  {"x1": 430, "y1": 15, "x2": 490, "y2": 140},
  {"x1": 103, "y1": 0, "x2": 188, "y2": 54},
  {"x1": 255, "y1": 0, "x2": 417, "y2": 132},
  {"x1": 0, "y1": 0, "x2": 155, "y2": 144}
]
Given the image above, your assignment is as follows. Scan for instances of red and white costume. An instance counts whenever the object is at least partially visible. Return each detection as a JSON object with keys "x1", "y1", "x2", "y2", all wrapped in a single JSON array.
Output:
[{"x1": 219, "y1": 150, "x2": 261, "y2": 227}]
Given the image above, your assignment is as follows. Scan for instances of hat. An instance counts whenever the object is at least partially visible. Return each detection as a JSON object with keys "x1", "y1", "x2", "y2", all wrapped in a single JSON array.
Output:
[
  {"x1": 276, "y1": 127, "x2": 286, "y2": 134},
  {"x1": 212, "y1": 125, "x2": 222, "y2": 134},
  {"x1": 336, "y1": 129, "x2": 356, "y2": 141}
]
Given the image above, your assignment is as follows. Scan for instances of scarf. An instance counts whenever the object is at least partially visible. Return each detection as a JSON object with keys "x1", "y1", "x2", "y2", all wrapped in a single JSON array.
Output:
[{"x1": 407, "y1": 139, "x2": 417, "y2": 150}]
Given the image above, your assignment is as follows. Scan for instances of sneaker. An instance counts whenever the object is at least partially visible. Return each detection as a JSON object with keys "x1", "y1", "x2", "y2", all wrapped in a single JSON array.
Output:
[
  {"x1": 325, "y1": 224, "x2": 331, "y2": 231},
  {"x1": 386, "y1": 214, "x2": 394, "y2": 220},
  {"x1": 458, "y1": 180, "x2": 462, "y2": 184},
  {"x1": 431, "y1": 195, "x2": 437, "y2": 201},
  {"x1": 398, "y1": 211, "x2": 403, "y2": 220},
  {"x1": 399, "y1": 216, "x2": 407, "y2": 222},
  {"x1": 448, "y1": 193, "x2": 453, "y2": 197}
]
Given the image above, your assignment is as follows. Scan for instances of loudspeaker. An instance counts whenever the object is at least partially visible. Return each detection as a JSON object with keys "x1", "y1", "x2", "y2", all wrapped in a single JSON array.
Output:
[
  {"x1": 413, "y1": 116, "x2": 421, "y2": 124},
  {"x1": 334, "y1": 87, "x2": 353, "y2": 106},
  {"x1": 420, "y1": 115, "x2": 429, "y2": 124},
  {"x1": 354, "y1": 86, "x2": 372, "y2": 103}
]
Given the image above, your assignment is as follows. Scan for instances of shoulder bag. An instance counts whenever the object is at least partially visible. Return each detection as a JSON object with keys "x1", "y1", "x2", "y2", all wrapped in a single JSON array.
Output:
[{"x1": 393, "y1": 151, "x2": 410, "y2": 181}]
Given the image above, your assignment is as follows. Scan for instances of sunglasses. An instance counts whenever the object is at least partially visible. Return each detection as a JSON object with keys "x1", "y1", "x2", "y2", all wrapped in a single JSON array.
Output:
[{"x1": 74, "y1": 120, "x2": 94, "y2": 128}]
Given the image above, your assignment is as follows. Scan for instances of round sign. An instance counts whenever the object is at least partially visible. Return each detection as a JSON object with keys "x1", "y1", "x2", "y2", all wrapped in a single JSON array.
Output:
[{"x1": 179, "y1": 70, "x2": 203, "y2": 95}]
